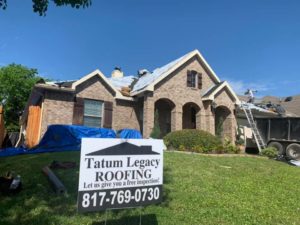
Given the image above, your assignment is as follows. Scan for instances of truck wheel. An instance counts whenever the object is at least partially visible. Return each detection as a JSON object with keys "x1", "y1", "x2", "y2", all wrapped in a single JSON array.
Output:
[
  {"x1": 286, "y1": 144, "x2": 300, "y2": 160},
  {"x1": 267, "y1": 142, "x2": 284, "y2": 155}
]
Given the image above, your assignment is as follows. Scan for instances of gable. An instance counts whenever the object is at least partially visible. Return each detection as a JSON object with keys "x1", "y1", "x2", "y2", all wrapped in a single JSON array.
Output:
[
  {"x1": 76, "y1": 75, "x2": 116, "y2": 101},
  {"x1": 214, "y1": 87, "x2": 237, "y2": 109},
  {"x1": 153, "y1": 55, "x2": 218, "y2": 95},
  {"x1": 130, "y1": 49, "x2": 221, "y2": 96},
  {"x1": 72, "y1": 69, "x2": 132, "y2": 100},
  {"x1": 202, "y1": 81, "x2": 240, "y2": 104}
]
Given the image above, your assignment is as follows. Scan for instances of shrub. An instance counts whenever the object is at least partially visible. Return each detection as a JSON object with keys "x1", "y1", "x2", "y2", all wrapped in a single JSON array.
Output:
[
  {"x1": 191, "y1": 145, "x2": 203, "y2": 153},
  {"x1": 163, "y1": 129, "x2": 222, "y2": 152},
  {"x1": 223, "y1": 138, "x2": 241, "y2": 154},
  {"x1": 260, "y1": 147, "x2": 278, "y2": 158}
]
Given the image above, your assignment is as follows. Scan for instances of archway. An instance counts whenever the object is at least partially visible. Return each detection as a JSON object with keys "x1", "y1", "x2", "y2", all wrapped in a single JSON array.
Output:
[
  {"x1": 182, "y1": 102, "x2": 201, "y2": 129},
  {"x1": 154, "y1": 98, "x2": 175, "y2": 137},
  {"x1": 215, "y1": 106, "x2": 232, "y2": 139}
]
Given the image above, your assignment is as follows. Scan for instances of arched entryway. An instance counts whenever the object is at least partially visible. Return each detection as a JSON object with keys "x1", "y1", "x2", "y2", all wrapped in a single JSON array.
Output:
[
  {"x1": 154, "y1": 98, "x2": 175, "y2": 137},
  {"x1": 182, "y1": 102, "x2": 201, "y2": 129},
  {"x1": 215, "y1": 106, "x2": 232, "y2": 140}
]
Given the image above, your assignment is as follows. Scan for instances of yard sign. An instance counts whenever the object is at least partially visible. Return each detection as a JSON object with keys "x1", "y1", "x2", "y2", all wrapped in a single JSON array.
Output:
[{"x1": 77, "y1": 138, "x2": 164, "y2": 213}]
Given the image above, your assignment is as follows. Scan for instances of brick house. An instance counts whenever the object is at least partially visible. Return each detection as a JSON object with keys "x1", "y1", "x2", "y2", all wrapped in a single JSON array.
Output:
[{"x1": 22, "y1": 50, "x2": 240, "y2": 146}]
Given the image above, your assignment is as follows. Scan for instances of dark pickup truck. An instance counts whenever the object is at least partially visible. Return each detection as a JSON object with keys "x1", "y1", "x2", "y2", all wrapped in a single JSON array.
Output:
[{"x1": 256, "y1": 117, "x2": 300, "y2": 160}]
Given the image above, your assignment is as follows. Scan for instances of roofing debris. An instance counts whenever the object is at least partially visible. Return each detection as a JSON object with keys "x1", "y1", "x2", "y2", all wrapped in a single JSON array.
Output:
[
  {"x1": 238, "y1": 95, "x2": 300, "y2": 118},
  {"x1": 239, "y1": 102, "x2": 276, "y2": 114},
  {"x1": 45, "y1": 80, "x2": 76, "y2": 88}
]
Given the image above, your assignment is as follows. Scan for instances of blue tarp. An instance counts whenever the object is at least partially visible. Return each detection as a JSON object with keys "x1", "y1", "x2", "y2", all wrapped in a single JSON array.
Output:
[
  {"x1": 0, "y1": 125, "x2": 142, "y2": 157},
  {"x1": 35, "y1": 125, "x2": 116, "y2": 152},
  {"x1": 118, "y1": 129, "x2": 143, "y2": 139}
]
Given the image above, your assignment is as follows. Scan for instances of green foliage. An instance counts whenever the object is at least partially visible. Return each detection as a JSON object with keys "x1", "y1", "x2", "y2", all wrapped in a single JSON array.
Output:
[
  {"x1": 0, "y1": 64, "x2": 41, "y2": 131},
  {"x1": 0, "y1": 0, "x2": 91, "y2": 16},
  {"x1": 223, "y1": 138, "x2": 241, "y2": 154},
  {"x1": 164, "y1": 129, "x2": 222, "y2": 152},
  {"x1": 260, "y1": 147, "x2": 278, "y2": 158},
  {"x1": 150, "y1": 110, "x2": 161, "y2": 139},
  {"x1": 191, "y1": 145, "x2": 203, "y2": 153}
]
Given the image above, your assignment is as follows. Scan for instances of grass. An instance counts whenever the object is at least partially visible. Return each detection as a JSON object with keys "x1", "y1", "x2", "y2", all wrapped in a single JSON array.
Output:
[{"x1": 0, "y1": 151, "x2": 300, "y2": 225}]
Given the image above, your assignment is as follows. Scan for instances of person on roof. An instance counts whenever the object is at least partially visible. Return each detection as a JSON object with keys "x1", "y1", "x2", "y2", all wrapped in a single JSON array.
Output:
[{"x1": 245, "y1": 89, "x2": 257, "y2": 103}]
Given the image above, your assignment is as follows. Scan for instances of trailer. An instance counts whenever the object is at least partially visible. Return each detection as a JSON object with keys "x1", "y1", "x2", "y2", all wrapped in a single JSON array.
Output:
[{"x1": 256, "y1": 117, "x2": 300, "y2": 160}]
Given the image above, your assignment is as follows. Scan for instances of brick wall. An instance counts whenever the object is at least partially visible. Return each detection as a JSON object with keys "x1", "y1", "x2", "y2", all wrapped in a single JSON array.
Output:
[
  {"x1": 142, "y1": 56, "x2": 236, "y2": 142},
  {"x1": 142, "y1": 56, "x2": 219, "y2": 137},
  {"x1": 114, "y1": 100, "x2": 140, "y2": 131},
  {"x1": 214, "y1": 88, "x2": 237, "y2": 142},
  {"x1": 40, "y1": 90, "x2": 74, "y2": 137}
]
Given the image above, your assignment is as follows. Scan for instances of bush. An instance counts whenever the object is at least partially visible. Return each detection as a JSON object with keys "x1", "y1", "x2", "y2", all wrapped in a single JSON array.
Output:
[
  {"x1": 164, "y1": 129, "x2": 222, "y2": 152},
  {"x1": 223, "y1": 138, "x2": 241, "y2": 154},
  {"x1": 260, "y1": 147, "x2": 278, "y2": 158}
]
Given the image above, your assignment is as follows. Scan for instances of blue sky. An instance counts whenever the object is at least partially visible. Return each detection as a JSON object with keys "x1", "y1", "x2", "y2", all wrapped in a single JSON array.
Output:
[{"x1": 0, "y1": 0, "x2": 300, "y2": 97}]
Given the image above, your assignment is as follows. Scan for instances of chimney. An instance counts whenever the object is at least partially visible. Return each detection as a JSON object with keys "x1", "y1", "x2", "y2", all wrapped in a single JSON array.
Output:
[{"x1": 111, "y1": 67, "x2": 124, "y2": 78}]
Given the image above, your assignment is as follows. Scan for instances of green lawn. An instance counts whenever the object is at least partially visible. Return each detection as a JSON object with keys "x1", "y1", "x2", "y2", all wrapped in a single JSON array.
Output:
[{"x1": 0, "y1": 151, "x2": 300, "y2": 225}]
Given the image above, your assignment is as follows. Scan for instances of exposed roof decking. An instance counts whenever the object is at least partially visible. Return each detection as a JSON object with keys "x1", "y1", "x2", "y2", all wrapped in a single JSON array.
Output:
[{"x1": 130, "y1": 49, "x2": 221, "y2": 95}]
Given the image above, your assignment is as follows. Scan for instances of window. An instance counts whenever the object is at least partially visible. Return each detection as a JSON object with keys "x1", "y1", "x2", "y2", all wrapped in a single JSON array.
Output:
[
  {"x1": 83, "y1": 99, "x2": 103, "y2": 127},
  {"x1": 187, "y1": 70, "x2": 202, "y2": 89}
]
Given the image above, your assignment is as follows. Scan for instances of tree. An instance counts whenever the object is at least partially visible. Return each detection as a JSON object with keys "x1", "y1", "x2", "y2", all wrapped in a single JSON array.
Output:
[
  {"x1": 150, "y1": 110, "x2": 161, "y2": 139},
  {"x1": 0, "y1": 0, "x2": 91, "y2": 16},
  {"x1": 0, "y1": 64, "x2": 41, "y2": 131}
]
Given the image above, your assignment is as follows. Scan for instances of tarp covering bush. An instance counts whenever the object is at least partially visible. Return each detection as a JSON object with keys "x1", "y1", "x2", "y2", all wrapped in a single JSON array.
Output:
[{"x1": 0, "y1": 125, "x2": 142, "y2": 157}]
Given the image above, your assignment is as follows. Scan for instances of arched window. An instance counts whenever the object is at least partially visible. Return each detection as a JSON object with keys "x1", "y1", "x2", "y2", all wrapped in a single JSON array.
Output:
[{"x1": 187, "y1": 70, "x2": 202, "y2": 89}]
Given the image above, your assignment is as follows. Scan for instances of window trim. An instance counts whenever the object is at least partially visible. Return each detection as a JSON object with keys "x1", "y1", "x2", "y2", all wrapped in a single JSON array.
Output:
[
  {"x1": 187, "y1": 70, "x2": 202, "y2": 89},
  {"x1": 83, "y1": 98, "x2": 104, "y2": 127}
]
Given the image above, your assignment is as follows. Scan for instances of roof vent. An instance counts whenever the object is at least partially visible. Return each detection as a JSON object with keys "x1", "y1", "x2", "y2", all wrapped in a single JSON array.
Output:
[
  {"x1": 111, "y1": 67, "x2": 124, "y2": 78},
  {"x1": 137, "y1": 69, "x2": 149, "y2": 77}
]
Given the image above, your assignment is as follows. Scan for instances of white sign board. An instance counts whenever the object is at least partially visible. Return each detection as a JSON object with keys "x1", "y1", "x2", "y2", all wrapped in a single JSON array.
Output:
[{"x1": 77, "y1": 138, "x2": 164, "y2": 212}]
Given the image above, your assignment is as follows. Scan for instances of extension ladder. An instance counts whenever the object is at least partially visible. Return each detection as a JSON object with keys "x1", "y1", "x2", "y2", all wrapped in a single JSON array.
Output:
[{"x1": 241, "y1": 104, "x2": 266, "y2": 152}]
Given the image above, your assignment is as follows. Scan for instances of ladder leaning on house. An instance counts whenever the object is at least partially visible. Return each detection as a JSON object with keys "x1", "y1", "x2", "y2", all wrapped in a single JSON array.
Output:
[{"x1": 241, "y1": 103, "x2": 266, "y2": 152}]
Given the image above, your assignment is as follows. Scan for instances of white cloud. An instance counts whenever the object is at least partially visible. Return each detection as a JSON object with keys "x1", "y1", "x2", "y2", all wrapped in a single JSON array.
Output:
[{"x1": 225, "y1": 78, "x2": 271, "y2": 96}]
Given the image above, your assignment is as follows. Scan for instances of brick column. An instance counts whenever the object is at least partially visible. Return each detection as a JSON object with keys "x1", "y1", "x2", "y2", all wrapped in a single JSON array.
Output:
[
  {"x1": 229, "y1": 115, "x2": 237, "y2": 143},
  {"x1": 171, "y1": 104, "x2": 182, "y2": 131},
  {"x1": 203, "y1": 107, "x2": 215, "y2": 135},
  {"x1": 197, "y1": 110, "x2": 205, "y2": 130},
  {"x1": 143, "y1": 93, "x2": 154, "y2": 138}
]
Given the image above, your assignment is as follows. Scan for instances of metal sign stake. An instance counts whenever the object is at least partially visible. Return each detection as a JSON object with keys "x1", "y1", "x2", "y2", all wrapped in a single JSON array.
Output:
[
  {"x1": 139, "y1": 207, "x2": 142, "y2": 225},
  {"x1": 104, "y1": 209, "x2": 108, "y2": 225}
]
